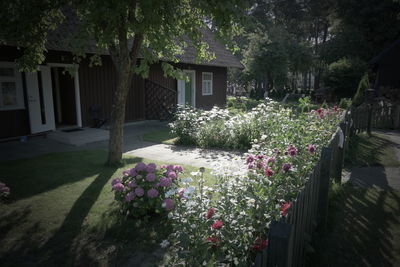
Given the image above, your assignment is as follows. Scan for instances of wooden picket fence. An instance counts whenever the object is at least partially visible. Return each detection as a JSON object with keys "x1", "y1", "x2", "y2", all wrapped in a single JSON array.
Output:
[{"x1": 254, "y1": 112, "x2": 351, "y2": 267}]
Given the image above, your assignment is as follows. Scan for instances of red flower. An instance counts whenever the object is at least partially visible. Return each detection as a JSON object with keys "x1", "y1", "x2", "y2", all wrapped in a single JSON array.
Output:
[
  {"x1": 252, "y1": 237, "x2": 268, "y2": 251},
  {"x1": 206, "y1": 236, "x2": 220, "y2": 244},
  {"x1": 265, "y1": 168, "x2": 274, "y2": 177},
  {"x1": 211, "y1": 220, "x2": 224, "y2": 230},
  {"x1": 206, "y1": 208, "x2": 215, "y2": 219},
  {"x1": 280, "y1": 202, "x2": 292, "y2": 217}
]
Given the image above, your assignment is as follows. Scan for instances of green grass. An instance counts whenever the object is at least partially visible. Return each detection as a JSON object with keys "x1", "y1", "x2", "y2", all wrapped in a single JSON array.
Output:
[
  {"x1": 142, "y1": 128, "x2": 178, "y2": 145},
  {"x1": 345, "y1": 132, "x2": 400, "y2": 168},
  {"x1": 310, "y1": 183, "x2": 400, "y2": 267},
  {"x1": 0, "y1": 150, "x2": 214, "y2": 266}
]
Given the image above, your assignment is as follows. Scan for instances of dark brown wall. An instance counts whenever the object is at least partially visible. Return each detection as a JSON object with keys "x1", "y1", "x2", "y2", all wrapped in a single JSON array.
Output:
[
  {"x1": 148, "y1": 62, "x2": 227, "y2": 110},
  {"x1": 175, "y1": 63, "x2": 227, "y2": 110},
  {"x1": 78, "y1": 56, "x2": 145, "y2": 126}
]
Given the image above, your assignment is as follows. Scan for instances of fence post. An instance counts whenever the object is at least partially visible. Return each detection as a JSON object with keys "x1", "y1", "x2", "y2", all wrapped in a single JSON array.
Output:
[
  {"x1": 267, "y1": 221, "x2": 293, "y2": 267},
  {"x1": 317, "y1": 147, "x2": 332, "y2": 232}
]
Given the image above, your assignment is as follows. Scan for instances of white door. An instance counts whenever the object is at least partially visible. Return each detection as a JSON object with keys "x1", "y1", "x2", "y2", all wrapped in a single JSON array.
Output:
[
  {"x1": 26, "y1": 66, "x2": 55, "y2": 133},
  {"x1": 177, "y1": 79, "x2": 185, "y2": 105}
]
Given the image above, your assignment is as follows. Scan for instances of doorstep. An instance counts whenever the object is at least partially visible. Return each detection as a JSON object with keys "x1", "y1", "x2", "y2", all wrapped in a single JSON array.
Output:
[{"x1": 47, "y1": 127, "x2": 109, "y2": 146}]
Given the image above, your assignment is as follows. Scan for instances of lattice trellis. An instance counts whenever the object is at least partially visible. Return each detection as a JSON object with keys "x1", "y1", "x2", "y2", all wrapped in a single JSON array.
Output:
[{"x1": 145, "y1": 79, "x2": 177, "y2": 120}]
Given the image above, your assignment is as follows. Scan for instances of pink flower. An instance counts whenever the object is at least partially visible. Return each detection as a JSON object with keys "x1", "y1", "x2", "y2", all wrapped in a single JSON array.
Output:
[
  {"x1": 146, "y1": 163, "x2": 157, "y2": 173},
  {"x1": 267, "y1": 157, "x2": 276, "y2": 165},
  {"x1": 334, "y1": 106, "x2": 338, "y2": 112},
  {"x1": 174, "y1": 165, "x2": 184, "y2": 172},
  {"x1": 246, "y1": 154, "x2": 255, "y2": 164},
  {"x1": 205, "y1": 208, "x2": 215, "y2": 219},
  {"x1": 280, "y1": 202, "x2": 291, "y2": 216},
  {"x1": 128, "y1": 180, "x2": 137, "y2": 188},
  {"x1": 134, "y1": 187, "x2": 144, "y2": 197},
  {"x1": 206, "y1": 236, "x2": 220, "y2": 246},
  {"x1": 265, "y1": 168, "x2": 274, "y2": 177},
  {"x1": 135, "y1": 162, "x2": 147, "y2": 172},
  {"x1": 122, "y1": 170, "x2": 130, "y2": 176},
  {"x1": 256, "y1": 161, "x2": 265, "y2": 170},
  {"x1": 286, "y1": 145, "x2": 298, "y2": 157},
  {"x1": 112, "y1": 183, "x2": 125, "y2": 192},
  {"x1": 211, "y1": 220, "x2": 223, "y2": 230},
  {"x1": 125, "y1": 191, "x2": 135, "y2": 202},
  {"x1": 256, "y1": 155, "x2": 264, "y2": 160},
  {"x1": 147, "y1": 188, "x2": 159, "y2": 198},
  {"x1": 282, "y1": 163, "x2": 291, "y2": 172},
  {"x1": 129, "y1": 168, "x2": 137, "y2": 177},
  {"x1": 146, "y1": 173, "x2": 156, "y2": 182},
  {"x1": 163, "y1": 198, "x2": 174, "y2": 210},
  {"x1": 252, "y1": 238, "x2": 268, "y2": 251},
  {"x1": 167, "y1": 172, "x2": 177, "y2": 179},
  {"x1": 160, "y1": 164, "x2": 167, "y2": 169},
  {"x1": 248, "y1": 163, "x2": 254, "y2": 169},
  {"x1": 178, "y1": 188, "x2": 186, "y2": 198},
  {"x1": 111, "y1": 178, "x2": 121, "y2": 186},
  {"x1": 160, "y1": 177, "x2": 172, "y2": 187},
  {"x1": 308, "y1": 144, "x2": 316, "y2": 153},
  {"x1": 166, "y1": 165, "x2": 175, "y2": 171}
]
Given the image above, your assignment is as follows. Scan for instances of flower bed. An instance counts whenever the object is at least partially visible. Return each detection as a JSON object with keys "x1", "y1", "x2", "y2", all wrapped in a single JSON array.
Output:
[
  {"x1": 164, "y1": 103, "x2": 343, "y2": 265},
  {"x1": 169, "y1": 100, "x2": 336, "y2": 150},
  {"x1": 111, "y1": 101, "x2": 343, "y2": 266}
]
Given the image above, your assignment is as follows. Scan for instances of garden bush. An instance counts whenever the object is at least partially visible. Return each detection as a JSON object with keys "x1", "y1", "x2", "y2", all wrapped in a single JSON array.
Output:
[
  {"x1": 226, "y1": 96, "x2": 263, "y2": 112},
  {"x1": 111, "y1": 163, "x2": 183, "y2": 218},
  {"x1": 0, "y1": 181, "x2": 10, "y2": 200}
]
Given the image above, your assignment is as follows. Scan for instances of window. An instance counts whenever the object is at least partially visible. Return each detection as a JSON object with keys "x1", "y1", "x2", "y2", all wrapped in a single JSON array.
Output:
[
  {"x1": 0, "y1": 62, "x2": 24, "y2": 110},
  {"x1": 202, "y1": 72, "x2": 213, "y2": 96}
]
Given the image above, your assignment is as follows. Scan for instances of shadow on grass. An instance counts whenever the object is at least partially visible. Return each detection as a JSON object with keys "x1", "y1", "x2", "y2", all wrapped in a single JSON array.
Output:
[
  {"x1": 0, "y1": 150, "x2": 140, "y2": 201},
  {"x1": 310, "y1": 183, "x2": 400, "y2": 267},
  {"x1": 345, "y1": 133, "x2": 400, "y2": 168},
  {"x1": 0, "y1": 153, "x2": 142, "y2": 266}
]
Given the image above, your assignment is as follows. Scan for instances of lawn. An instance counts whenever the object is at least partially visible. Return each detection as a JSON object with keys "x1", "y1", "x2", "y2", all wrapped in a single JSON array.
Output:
[
  {"x1": 310, "y1": 183, "x2": 400, "y2": 267},
  {"x1": 0, "y1": 150, "x2": 214, "y2": 267},
  {"x1": 345, "y1": 132, "x2": 400, "y2": 168},
  {"x1": 142, "y1": 128, "x2": 177, "y2": 145}
]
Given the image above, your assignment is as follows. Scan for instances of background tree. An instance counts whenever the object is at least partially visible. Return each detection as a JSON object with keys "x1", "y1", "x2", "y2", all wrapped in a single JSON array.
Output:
[{"x1": 0, "y1": 0, "x2": 250, "y2": 165}]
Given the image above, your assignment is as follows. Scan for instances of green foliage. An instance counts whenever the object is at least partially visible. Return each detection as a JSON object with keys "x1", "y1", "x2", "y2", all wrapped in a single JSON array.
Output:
[
  {"x1": 338, "y1": 98, "x2": 352, "y2": 109},
  {"x1": 323, "y1": 58, "x2": 367, "y2": 98},
  {"x1": 352, "y1": 73, "x2": 370, "y2": 106},
  {"x1": 298, "y1": 96, "x2": 312, "y2": 112},
  {"x1": 226, "y1": 96, "x2": 262, "y2": 112},
  {"x1": 321, "y1": 101, "x2": 328, "y2": 109}
]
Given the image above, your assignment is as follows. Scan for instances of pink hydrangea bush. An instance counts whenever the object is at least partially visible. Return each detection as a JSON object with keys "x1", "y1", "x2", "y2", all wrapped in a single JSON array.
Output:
[
  {"x1": 0, "y1": 181, "x2": 10, "y2": 200},
  {"x1": 111, "y1": 163, "x2": 183, "y2": 218}
]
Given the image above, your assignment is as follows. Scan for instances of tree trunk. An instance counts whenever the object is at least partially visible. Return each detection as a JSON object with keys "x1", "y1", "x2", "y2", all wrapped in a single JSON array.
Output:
[
  {"x1": 107, "y1": 60, "x2": 132, "y2": 165},
  {"x1": 107, "y1": 33, "x2": 143, "y2": 165}
]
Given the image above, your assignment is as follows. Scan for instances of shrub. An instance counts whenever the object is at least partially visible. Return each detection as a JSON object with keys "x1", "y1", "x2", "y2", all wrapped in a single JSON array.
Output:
[
  {"x1": 111, "y1": 163, "x2": 183, "y2": 218},
  {"x1": 226, "y1": 96, "x2": 263, "y2": 112},
  {"x1": 352, "y1": 73, "x2": 370, "y2": 106},
  {"x1": 323, "y1": 57, "x2": 367, "y2": 98},
  {"x1": 338, "y1": 98, "x2": 352, "y2": 109}
]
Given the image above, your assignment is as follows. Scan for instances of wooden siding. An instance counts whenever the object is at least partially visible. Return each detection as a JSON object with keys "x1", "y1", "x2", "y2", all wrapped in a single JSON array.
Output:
[
  {"x1": 1, "y1": 46, "x2": 228, "y2": 137},
  {"x1": 77, "y1": 56, "x2": 145, "y2": 127},
  {"x1": 174, "y1": 63, "x2": 227, "y2": 109}
]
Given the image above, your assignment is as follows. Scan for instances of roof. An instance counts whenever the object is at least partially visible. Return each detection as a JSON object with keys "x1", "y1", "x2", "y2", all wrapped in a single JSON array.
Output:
[
  {"x1": 370, "y1": 39, "x2": 400, "y2": 65},
  {"x1": 45, "y1": 17, "x2": 243, "y2": 69}
]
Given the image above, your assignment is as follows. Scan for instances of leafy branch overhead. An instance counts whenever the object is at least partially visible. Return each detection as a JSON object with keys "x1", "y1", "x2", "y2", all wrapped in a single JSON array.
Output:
[{"x1": 0, "y1": 0, "x2": 249, "y2": 79}]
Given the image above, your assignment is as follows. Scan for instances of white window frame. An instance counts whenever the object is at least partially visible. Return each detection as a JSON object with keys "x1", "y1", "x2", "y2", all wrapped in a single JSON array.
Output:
[
  {"x1": 0, "y1": 62, "x2": 25, "y2": 111},
  {"x1": 202, "y1": 72, "x2": 213, "y2": 96}
]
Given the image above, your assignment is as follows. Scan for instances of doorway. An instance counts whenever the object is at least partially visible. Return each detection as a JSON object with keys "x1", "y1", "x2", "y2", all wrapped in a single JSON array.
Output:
[
  {"x1": 177, "y1": 70, "x2": 196, "y2": 107},
  {"x1": 51, "y1": 67, "x2": 77, "y2": 128}
]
